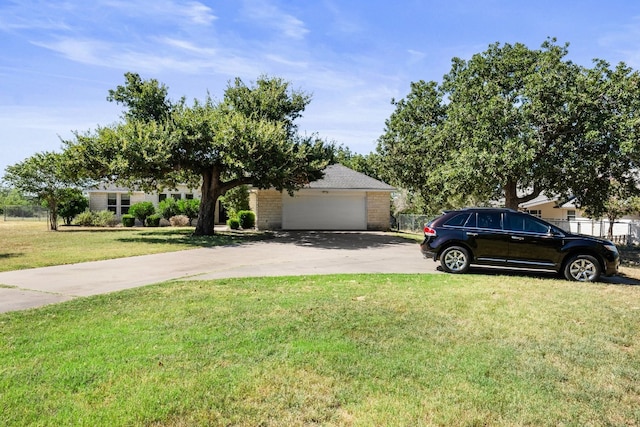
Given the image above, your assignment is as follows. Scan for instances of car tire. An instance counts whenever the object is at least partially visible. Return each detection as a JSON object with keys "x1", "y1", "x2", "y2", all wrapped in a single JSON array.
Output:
[
  {"x1": 563, "y1": 255, "x2": 601, "y2": 282},
  {"x1": 440, "y1": 246, "x2": 470, "y2": 274}
]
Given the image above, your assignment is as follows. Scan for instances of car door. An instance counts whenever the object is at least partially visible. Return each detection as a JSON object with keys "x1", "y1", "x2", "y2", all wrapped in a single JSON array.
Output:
[
  {"x1": 465, "y1": 211, "x2": 510, "y2": 264},
  {"x1": 504, "y1": 213, "x2": 564, "y2": 269}
]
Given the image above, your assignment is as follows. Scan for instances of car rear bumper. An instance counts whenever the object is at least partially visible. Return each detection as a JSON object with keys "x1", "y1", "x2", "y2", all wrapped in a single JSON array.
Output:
[{"x1": 420, "y1": 238, "x2": 438, "y2": 260}]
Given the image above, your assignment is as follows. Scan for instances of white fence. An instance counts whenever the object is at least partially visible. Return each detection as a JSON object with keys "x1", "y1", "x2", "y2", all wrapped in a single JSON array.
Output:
[
  {"x1": 545, "y1": 219, "x2": 638, "y2": 245},
  {"x1": 396, "y1": 214, "x2": 639, "y2": 245}
]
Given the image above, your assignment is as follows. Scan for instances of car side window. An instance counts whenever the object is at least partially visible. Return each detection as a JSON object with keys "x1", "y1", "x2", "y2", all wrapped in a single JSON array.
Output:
[
  {"x1": 444, "y1": 213, "x2": 471, "y2": 227},
  {"x1": 506, "y1": 213, "x2": 550, "y2": 234},
  {"x1": 523, "y1": 216, "x2": 550, "y2": 233},
  {"x1": 505, "y1": 213, "x2": 525, "y2": 231},
  {"x1": 477, "y1": 212, "x2": 502, "y2": 230}
]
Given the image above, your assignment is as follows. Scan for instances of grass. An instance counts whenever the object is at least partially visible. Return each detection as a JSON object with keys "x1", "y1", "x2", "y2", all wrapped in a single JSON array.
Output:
[
  {"x1": 1, "y1": 273, "x2": 639, "y2": 426},
  {"x1": 0, "y1": 221, "x2": 271, "y2": 272}
]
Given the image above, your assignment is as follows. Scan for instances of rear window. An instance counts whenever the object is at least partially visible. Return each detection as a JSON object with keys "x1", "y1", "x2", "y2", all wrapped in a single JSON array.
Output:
[{"x1": 444, "y1": 213, "x2": 471, "y2": 227}]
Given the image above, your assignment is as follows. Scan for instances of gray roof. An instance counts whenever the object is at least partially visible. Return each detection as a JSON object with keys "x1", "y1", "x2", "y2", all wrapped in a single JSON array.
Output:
[{"x1": 306, "y1": 164, "x2": 394, "y2": 191}]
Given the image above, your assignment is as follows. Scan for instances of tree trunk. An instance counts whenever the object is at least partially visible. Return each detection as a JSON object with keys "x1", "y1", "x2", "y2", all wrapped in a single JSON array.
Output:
[
  {"x1": 48, "y1": 199, "x2": 58, "y2": 231},
  {"x1": 194, "y1": 168, "x2": 222, "y2": 236},
  {"x1": 503, "y1": 181, "x2": 519, "y2": 210},
  {"x1": 503, "y1": 180, "x2": 542, "y2": 210}
]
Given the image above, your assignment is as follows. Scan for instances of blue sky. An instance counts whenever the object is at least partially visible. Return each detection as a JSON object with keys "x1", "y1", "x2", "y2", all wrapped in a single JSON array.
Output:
[{"x1": 2, "y1": 0, "x2": 640, "y2": 174}]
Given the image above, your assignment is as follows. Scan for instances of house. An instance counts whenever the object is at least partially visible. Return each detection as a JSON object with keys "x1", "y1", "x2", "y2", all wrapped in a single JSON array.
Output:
[
  {"x1": 250, "y1": 164, "x2": 394, "y2": 230},
  {"x1": 86, "y1": 164, "x2": 395, "y2": 230},
  {"x1": 518, "y1": 194, "x2": 581, "y2": 221},
  {"x1": 519, "y1": 193, "x2": 640, "y2": 239},
  {"x1": 86, "y1": 184, "x2": 230, "y2": 221}
]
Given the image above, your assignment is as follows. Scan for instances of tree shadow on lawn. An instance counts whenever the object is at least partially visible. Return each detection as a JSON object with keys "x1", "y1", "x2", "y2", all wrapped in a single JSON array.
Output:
[
  {"x1": 270, "y1": 230, "x2": 420, "y2": 250},
  {"x1": 459, "y1": 265, "x2": 640, "y2": 286},
  {"x1": 116, "y1": 230, "x2": 275, "y2": 248}
]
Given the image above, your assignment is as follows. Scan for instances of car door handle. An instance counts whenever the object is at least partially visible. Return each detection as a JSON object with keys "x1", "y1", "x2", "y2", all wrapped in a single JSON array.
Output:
[
  {"x1": 467, "y1": 232, "x2": 478, "y2": 236},
  {"x1": 511, "y1": 236, "x2": 524, "y2": 241}
]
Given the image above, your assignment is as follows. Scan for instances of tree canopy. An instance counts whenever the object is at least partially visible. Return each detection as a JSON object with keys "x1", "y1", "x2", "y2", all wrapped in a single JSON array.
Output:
[
  {"x1": 378, "y1": 39, "x2": 640, "y2": 215},
  {"x1": 66, "y1": 74, "x2": 334, "y2": 235},
  {"x1": 3, "y1": 151, "x2": 87, "y2": 230}
]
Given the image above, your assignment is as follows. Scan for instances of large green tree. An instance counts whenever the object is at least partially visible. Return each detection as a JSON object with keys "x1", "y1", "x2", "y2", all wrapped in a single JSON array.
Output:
[
  {"x1": 3, "y1": 152, "x2": 87, "y2": 230},
  {"x1": 66, "y1": 74, "x2": 333, "y2": 235},
  {"x1": 378, "y1": 39, "x2": 640, "y2": 214}
]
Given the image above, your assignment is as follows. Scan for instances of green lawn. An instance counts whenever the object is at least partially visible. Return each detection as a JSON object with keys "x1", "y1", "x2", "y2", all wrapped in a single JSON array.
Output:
[
  {"x1": 1, "y1": 273, "x2": 639, "y2": 426},
  {"x1": 0, "y1": 221, "x2": 271, "y2": 272}
]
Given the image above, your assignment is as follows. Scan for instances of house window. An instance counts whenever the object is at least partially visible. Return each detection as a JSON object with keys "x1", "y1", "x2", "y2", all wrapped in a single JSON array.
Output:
[
  {"x1": 107, "y1": 193, "x2": 117, "y2": 213},
  {"x1": 159, "y1": 194, "x2": 167, "y2": 202},
  {"x1": 171, "y1": 193, "x2": 181, "y2": 201},
  {"x1": 121, "y1": 194, "x2": 130, "y2": 215},
  {"x1": 567, "y1": 210, "x2": 576, "y2": 221},
  {"x1": 527, "y1": 209, "x2": 542, "y2": 218},
  {"x1": 185, "y1": 194, "x2": 194, "y2": 200}
]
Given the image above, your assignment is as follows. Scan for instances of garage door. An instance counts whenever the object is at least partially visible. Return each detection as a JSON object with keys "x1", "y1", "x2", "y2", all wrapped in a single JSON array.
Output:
[{"x1": 282, "y1": 192, "x2": 366, "y2": 230}]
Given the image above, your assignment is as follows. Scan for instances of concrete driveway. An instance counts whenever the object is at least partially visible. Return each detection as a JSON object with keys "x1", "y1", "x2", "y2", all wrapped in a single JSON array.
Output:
[{"x1": 0, "y1": 231, "x2": 438, "y2": 313}]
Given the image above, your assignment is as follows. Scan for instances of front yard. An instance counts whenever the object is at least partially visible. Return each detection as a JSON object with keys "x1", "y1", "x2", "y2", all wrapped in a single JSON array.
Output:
[
  {"x1": 1, "y1": 273, "x2": 639, "y2": 426},
  {"x1": 0, "y1": 221, "x2": 270, "y2": 272}
]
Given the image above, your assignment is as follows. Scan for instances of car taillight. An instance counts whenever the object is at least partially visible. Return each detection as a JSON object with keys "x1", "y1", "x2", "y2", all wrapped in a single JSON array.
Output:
[{"x1": 424, "y1": 226, "x2": 437, "y2": 237}]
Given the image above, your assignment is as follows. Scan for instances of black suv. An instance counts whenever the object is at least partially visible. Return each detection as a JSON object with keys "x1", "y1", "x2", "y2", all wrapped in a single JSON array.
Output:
[{"x1": 420, "y1": 208, "x2": 620, "y2": 282}]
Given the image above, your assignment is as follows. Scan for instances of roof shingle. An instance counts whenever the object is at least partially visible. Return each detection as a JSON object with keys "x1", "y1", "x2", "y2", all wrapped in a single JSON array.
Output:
[{"x1": 306, "y1": 164, "x2": 394, "y2": 190}]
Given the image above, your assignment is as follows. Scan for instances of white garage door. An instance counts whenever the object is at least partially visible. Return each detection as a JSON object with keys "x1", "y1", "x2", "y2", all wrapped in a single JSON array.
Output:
[{"x1": 282, "y1": 192, "x2": 367, "y2": 230}]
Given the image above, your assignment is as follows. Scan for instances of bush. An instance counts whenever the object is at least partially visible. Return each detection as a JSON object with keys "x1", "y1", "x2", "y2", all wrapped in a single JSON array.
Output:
[
  {"x1": 237, "y1": 210, "x2": 255, "y2": 229},
  {"x1": 93, "y1": 210, "x2": 119, "y2": 227},
  {"x1": 74, "y1": 210, "x2": 94, "y2": 226},
  {"x1": 129, "y1": 202, "x2": 155, "y2": 226},
  {"x1": 220, "y1": 185, "x2": 250, "y2": 218},
  {"x1": 73, "y1": 210, "x2": 119, "y2": 227},
  {"x1": 122, "y1": 214, "x2": 136, "y2": 227},
  {"x1": 227, "y1": 218, "x2": 240, "y2": 230},
  {"x1": 169, "y1": 215, "x2": 190, "y2": 227},
  {"x1": 177, "y1": 198, "x2": 200, "y2": 224},
  {"x1": 146, "y1": 214, "x2": 162, "y2": 227},
  {"x1": 158, "y1": 198, "x2": 180, "y2": 220}
]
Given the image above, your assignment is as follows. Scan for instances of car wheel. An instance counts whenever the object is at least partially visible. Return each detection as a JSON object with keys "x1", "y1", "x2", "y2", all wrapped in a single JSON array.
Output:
[
  {"x1": 440, "y1": 246, "x2": 470, "y2": 274},
  {"x1": 563, "y1": 255, "x2": 601, "y2": 282}
]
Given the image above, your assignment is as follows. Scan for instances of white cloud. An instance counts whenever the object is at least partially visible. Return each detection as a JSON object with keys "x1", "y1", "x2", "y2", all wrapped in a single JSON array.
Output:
[
  {"x1": 102, "y1": 0, "x2": 217, "y2": 26},
  {"x1": 241, "y1": 0, "x2": 309, "y2": 40}
]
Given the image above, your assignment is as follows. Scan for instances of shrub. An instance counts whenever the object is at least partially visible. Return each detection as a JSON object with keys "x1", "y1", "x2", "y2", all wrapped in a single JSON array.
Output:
[
  {"x1": 220, "y1": 185, "x2": 250, "y2": 218},
  {"x1": 74, "y1": 210, "x2": 95, "y2": 226},
  {"x1": 122, "y1": 214, "x2": 136, "y2": 227},
  {"x1": 129, "y1": 202, "x2": 155, "y2": 226},
  {"x1": 237, "y1": 210, "x2": 255, "y2": 229},
  {"x1": 227, "y1": 218, "x2": 240, "y2": 230},
  {"x1": 93, "y1": 210, "x2": 119, "y2": 227},
  {"x1": 169, "y1": 215, "x2": 190, "y2": 227},
  {"x1": 74, "y1": 210, "x2": 119, "y2": 227},
  {"x1": 146, "y1": 214, "x2": 162, "y2": 227},
  {"x1": 177, "y1": 198, "x2": 200, "y2": 224},
  {"x1": 158, "y1": 198, "x2": 180, "y2": 220}
]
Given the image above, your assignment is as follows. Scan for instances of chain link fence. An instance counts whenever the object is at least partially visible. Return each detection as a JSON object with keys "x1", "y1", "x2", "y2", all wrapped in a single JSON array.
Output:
[
  {"x1": 395, "y1": 214, "x2": 434, "y2": 233},
  {"x1": 2, "y1": 205, "x2": 49, "y2": 221}
]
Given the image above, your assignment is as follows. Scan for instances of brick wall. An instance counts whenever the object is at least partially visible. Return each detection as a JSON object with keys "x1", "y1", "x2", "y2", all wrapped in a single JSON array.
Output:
[
  {"x1": 250, "y1": 189, "x2": 283, "y2": 230},
  {"x1": 367, "y1": 191, "x2": 391, "y2": 231}
]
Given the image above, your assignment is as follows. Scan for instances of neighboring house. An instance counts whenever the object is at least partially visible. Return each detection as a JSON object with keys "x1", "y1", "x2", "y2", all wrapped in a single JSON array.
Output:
[
  {"x1": 85, "y1": 165, "x2": 395, "y2": 230},
  {"x1": 250, "y1": 164, "x2": 394, "y2": 231},
  {"x1": 519, "y1": 193, "x2": 640, "y2": 238},
  {"x1": 519, "y1": 194, "x2": 582, "y2": 221}
]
